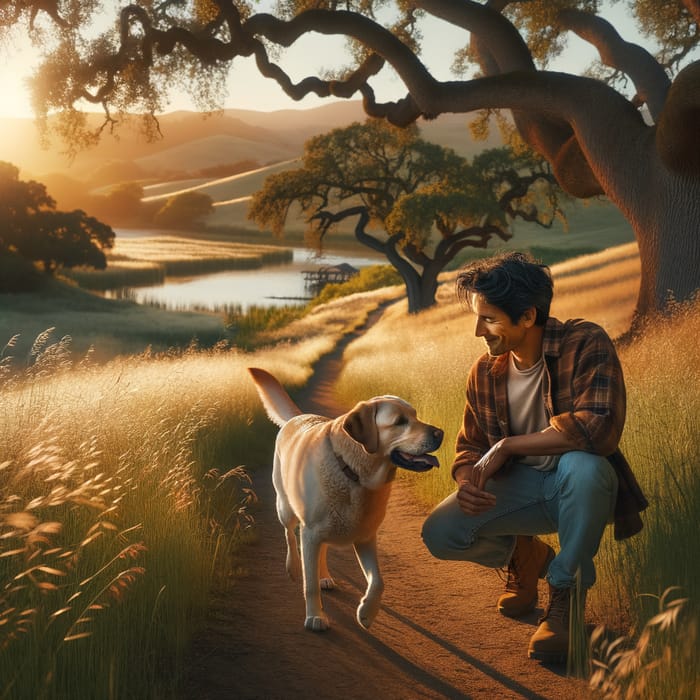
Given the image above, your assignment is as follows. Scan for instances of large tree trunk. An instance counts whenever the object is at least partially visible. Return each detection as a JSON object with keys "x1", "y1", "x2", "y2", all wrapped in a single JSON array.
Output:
[
  {"x1": 383, "y1": 237, "x2": 438, "y2": 313},
  {"x1": 603, "y1": 145, "x2": 700, "y2": 331},
  {"x1": 354, "y1": 213, "x2": 441, "y2": 314}
]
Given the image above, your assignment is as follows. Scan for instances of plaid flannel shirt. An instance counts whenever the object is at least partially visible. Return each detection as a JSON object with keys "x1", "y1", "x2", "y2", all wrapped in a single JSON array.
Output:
[{"x1": 452, "y1": 317, "x2": 648, "y2": 540}]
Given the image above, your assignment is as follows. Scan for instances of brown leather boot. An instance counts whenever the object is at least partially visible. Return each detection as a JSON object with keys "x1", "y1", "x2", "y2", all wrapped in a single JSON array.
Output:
[
  {"x1": 527, "y1": 584, "x2": 572, "y2": 663},
  {"x1": 497, "y1": 536, "x2": 555, "y2": 618}
]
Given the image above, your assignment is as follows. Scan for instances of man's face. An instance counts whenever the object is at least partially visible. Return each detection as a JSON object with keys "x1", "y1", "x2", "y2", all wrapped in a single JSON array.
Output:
[{"x1": 471, "y1": 293, "x2": 531, "y2": 356}]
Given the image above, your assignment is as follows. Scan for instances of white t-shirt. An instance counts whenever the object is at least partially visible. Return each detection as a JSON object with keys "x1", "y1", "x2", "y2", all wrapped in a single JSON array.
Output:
[{"x1": 507, "y1": 354, "x2": 559, "y2": 471}]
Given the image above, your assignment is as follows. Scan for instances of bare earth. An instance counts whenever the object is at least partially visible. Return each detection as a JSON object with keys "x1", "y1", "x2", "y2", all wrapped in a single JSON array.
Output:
[{"x1": 181, "y1": 308, "x2": 592, "y2": 700}]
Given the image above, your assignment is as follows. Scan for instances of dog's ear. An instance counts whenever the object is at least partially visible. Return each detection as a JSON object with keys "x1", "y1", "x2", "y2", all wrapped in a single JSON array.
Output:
[{"x1": 343, "y1": 401, "x2": 379, "y2": 454}]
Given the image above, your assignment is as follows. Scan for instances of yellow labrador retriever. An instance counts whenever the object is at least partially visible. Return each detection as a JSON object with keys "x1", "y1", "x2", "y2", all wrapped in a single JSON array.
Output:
[{"x1": 248, "y1": 367, "x2": 443, "y2": 632}]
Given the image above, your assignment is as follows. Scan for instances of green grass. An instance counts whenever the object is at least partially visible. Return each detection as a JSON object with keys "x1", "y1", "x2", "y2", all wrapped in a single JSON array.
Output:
[{"x1": 0, "y1": 277, "x2": 232, "y2": 362}]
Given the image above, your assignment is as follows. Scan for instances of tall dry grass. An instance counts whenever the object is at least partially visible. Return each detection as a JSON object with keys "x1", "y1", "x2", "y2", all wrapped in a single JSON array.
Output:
[
  {"x1": 2, "y1": 242, "x2": 696, "y2": 697},
  {"x1": 0, "y1": 283, "x2": 393, "y2": 698}
]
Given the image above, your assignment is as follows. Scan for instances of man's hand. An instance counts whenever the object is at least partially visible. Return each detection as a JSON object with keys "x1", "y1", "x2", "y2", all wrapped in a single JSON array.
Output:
[
  {"x1": 453, "y1": 439, "x2": 511, "y2": 516},
  {"x1": 456, "y1": 478, "x2": 497, "y2": 515},
  {"x1": 471, "y1": 438, "x2": 511, "y2": 490}
]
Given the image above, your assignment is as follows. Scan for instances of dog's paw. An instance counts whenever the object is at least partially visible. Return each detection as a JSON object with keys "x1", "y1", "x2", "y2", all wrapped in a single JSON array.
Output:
[
  {"x1": 304, "y1": 614, "x2": 330, "y2": 632},
  {"x1": 320, "y1": 576, "x2": 336, "y2": 590}
]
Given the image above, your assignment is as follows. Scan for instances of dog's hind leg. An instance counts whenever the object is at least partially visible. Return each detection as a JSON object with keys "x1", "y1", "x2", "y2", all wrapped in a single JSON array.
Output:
[
  {"x1": 319, "y1": 543, "x2": 336, "y2": 590},
  {"x1": 283, "y1": 520, "x2": 302, "y2": 582},
  {"x1": 300, "y1": 527, "x2": 330, "y2": 632},
  {"x1": 276, "y1": 502, "x2": 301, "y2": 581},
  {"x1": 353, "y1": 537, "x2": 385, "y2": 630}
]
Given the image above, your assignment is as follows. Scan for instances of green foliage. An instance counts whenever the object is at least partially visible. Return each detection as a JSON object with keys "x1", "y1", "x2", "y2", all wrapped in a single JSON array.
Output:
[
  {"x1": 94, "y1": 182, "x2": 149, "y2": 228},
  {"x1": 154, "y1": 191, "x2": 214, "y2": 229},
  {"x1": 249, "y1": 119, "x2": 497, "y2": 247},
  {"x1": 0, "y1": 162, "x2": 115, "y2": 281},
  {"x1": 224, "y1": 304, "x2": 306, "y2": 348},
  {"x1": 309, "y1": 264, "x2": 402, "y2": 307},
  {"x1": 0, "y1": 250, "x2": 43, "y2": 292}
]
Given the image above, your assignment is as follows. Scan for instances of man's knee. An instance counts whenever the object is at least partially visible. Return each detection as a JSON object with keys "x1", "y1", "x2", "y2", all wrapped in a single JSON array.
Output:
[
  {"x1": 557, "y1": 451, "x2": 617, "y2": 495},
  {"x1": 421, "y1": 509, "x2": 455, "y2": 560}
]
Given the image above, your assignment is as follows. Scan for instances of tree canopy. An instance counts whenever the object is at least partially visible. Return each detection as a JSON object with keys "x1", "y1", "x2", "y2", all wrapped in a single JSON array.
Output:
[
  {"x1": 8, "y1": 0, "x2": 700, "y2": 328},
  {"x1": 0, "y1": 162, "x2": 115, "y2": 278},
  {"x1": 249, "y1": 119, "x2": 564, "y2": 312},
  {"x1": 153, "y1": 191, "x2": 215, "y2": 229}
]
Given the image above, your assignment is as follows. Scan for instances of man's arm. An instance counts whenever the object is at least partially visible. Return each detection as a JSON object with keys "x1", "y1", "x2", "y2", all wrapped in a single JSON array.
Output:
[{"x1": 469, "y1": 427, "x2": 580, "y2": 491}]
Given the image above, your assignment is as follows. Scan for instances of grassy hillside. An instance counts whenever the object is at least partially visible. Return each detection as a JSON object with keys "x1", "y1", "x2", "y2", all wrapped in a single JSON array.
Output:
[
  {"x1": 1, "y1": 102, "x2": 498, "y2": 186},
  {"x1": 0, "y1": 279, "x2": 232, "y2": 362}
]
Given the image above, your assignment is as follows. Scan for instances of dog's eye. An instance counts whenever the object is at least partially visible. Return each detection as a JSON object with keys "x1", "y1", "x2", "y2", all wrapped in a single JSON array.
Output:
[{"x1": 394, "y1": 416, "x2": 408, "y2": 426}]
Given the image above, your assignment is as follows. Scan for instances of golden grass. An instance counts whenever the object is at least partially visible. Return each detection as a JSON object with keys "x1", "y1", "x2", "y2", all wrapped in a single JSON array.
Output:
[
  {"x1": 109, "y1": 235, "x2": 289, "y2": 264},
  {"x1": 0, "y1": 286, "x2": 386, "y2": 696},
  {"x1": 2, "y1": 241, "x2": 697, "y2": 697}
]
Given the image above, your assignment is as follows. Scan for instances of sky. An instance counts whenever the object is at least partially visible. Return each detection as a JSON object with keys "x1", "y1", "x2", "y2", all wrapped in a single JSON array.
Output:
[{"x1": 0, "y1": 2, "x2": 655, "y2": 119}]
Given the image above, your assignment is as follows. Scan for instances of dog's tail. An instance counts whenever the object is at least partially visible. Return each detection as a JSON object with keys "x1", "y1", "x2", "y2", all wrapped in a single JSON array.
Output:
[{"x1": 248, "y1": 367, "x2": 303, "y2": 427}]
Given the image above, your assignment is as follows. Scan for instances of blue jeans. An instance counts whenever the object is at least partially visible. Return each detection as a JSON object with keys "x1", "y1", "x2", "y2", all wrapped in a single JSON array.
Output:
[{"x1": 421, "y1": 451, "x2": 618, "y2": 589}]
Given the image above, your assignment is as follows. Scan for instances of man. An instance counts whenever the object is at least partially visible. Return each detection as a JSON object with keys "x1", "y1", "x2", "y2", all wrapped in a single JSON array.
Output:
[{"x1": 421, "y1": 251, "x2": 648, "y2": 663}]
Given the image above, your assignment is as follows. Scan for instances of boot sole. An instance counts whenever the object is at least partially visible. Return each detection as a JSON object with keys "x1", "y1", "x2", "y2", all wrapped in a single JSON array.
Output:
[
  {"x1": 497, "y1": 601, "x2": 536, "y2": 618},
  {"x1": 528, "y1": 649, "x2": 567, "y2": 664}
]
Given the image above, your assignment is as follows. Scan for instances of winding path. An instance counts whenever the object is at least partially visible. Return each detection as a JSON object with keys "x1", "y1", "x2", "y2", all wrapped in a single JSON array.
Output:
[{"x1": 181, "y1": 304, "x2": 591, "y2": 699}]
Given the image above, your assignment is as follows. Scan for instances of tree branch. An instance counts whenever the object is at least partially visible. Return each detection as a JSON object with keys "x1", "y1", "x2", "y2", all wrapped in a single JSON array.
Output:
[
  {"x1": 435, "y1": 224, "x2": 511, "y2": 263},
  {"x1": 557, "y1": 8, "x2": 671, "y2": 122},
  {"x1": 415, "y1": 0, "x2": 603, "y2": 198},
  {"x1": 656, "y1": 61, "x2": 700, "y2": 176}
]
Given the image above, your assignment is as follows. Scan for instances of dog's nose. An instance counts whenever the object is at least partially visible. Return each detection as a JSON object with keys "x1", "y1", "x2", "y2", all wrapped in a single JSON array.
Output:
[{"x1": 433, "y1": 428, "x2": 444, "y2": 445}]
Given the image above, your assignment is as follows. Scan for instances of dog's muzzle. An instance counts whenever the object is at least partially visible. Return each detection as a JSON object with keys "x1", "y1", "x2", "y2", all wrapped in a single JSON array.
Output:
[
  {"x1": 391, "y1": 428, "x2": 443, "y2": 472},
  {"x1": 391, "y1": 450, "x2": 439, "y2": 471}
]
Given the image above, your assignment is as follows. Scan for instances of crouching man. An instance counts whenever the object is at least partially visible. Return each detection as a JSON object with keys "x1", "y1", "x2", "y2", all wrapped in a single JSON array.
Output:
[{"x1": 421, "y1": 251, "x2": 648, "y2": 662}]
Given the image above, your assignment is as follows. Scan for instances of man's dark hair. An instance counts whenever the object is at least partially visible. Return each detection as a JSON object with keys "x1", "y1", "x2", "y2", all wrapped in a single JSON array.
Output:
[{"x1": 456, "y1": 251, "x2": 553, "y2": 325}]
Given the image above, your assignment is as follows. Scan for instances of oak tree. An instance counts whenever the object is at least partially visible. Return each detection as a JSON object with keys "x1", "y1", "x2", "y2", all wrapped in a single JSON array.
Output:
[
  {"x1": 249, "y1": 119, "x2": 562, "y2": 312},
  {"x1": 15, "y1": 0, "x2": 700, "y2": 329},
  {"x1": 0, "y1": 162, "x2": 115, "y2": 277}
]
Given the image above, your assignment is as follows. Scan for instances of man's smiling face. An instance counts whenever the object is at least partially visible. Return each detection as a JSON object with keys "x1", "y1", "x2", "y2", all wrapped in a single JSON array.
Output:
[{"x1": 471, "y1": 293, "x2": 531, "y2": 357}]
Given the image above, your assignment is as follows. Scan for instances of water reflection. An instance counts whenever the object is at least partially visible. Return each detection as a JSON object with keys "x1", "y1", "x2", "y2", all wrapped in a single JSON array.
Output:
[{"x1": 104, "y1": 248, "x2": 382, "y2": 311}]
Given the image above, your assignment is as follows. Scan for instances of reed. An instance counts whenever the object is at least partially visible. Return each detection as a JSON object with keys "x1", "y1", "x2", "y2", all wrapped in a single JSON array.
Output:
[
  {"x1": 63, "y1": 236, "x2": 293, "y2": 291},
  {"x1": 65, "y1": 261, "x2": 166, "y2": 290}
]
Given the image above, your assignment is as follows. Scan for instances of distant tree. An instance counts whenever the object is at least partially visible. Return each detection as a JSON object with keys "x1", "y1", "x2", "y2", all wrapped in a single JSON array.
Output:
[
  {"x1": 153, "y1": 191, "x2": 214, "y2": 229},
  {"x1": 249, "y1": 120, "x2": 562, "y2": 313},
  {"x1": 0, "y1": 162, "x2": 115, "y2": 278},
  {"x1": 92, "y1": 182, "x2": 149, "y2": 227}
]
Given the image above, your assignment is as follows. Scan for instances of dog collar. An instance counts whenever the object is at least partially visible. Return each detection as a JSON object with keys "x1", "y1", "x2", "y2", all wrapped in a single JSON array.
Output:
[{"x1": 335, "y1": 452, "x2": 360, "y2": 483}]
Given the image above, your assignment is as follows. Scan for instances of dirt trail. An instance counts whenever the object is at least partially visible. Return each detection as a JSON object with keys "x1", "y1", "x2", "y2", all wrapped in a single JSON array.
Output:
[{"x1": 181, "y1": 306, "x2": 591, "y2": 700}]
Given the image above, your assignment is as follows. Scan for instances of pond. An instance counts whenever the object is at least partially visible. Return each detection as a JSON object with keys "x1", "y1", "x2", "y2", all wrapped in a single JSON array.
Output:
[{"x1": 103, "y1": 246, "x2": 384, "y2": 312}]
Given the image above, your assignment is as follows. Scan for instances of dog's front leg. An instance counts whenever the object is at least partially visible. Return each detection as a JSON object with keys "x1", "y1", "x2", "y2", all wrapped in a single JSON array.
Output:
[
  {"x1": 300, "y1": 527, "x2": 330, "y2": 632},
  {"x1": 353, "y1": 537, "x2": 385, "y2": 630},
  {"x1": 319, "y1": 543, "x2": 336, "y2": 590}
]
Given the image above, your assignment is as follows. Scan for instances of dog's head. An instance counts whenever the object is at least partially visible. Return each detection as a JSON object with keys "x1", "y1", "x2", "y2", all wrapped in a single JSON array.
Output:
[{"x1": 342, "y1": 396, "x2": 443, "y2": 472}]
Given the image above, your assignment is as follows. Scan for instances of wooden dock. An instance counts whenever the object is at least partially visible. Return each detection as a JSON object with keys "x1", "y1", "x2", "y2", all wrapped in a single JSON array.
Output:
[{"x1": 302, "y1": 263, "x2": 359, "y2": 295}]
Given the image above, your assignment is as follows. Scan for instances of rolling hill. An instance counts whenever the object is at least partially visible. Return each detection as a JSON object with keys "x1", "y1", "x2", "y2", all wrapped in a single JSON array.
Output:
[
  {"x1": 0, "y1": 100, "x2": 500, "y2": 184},
  {"x1": 0, "y1": 102, "x2": 634, "y2": 254}
]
